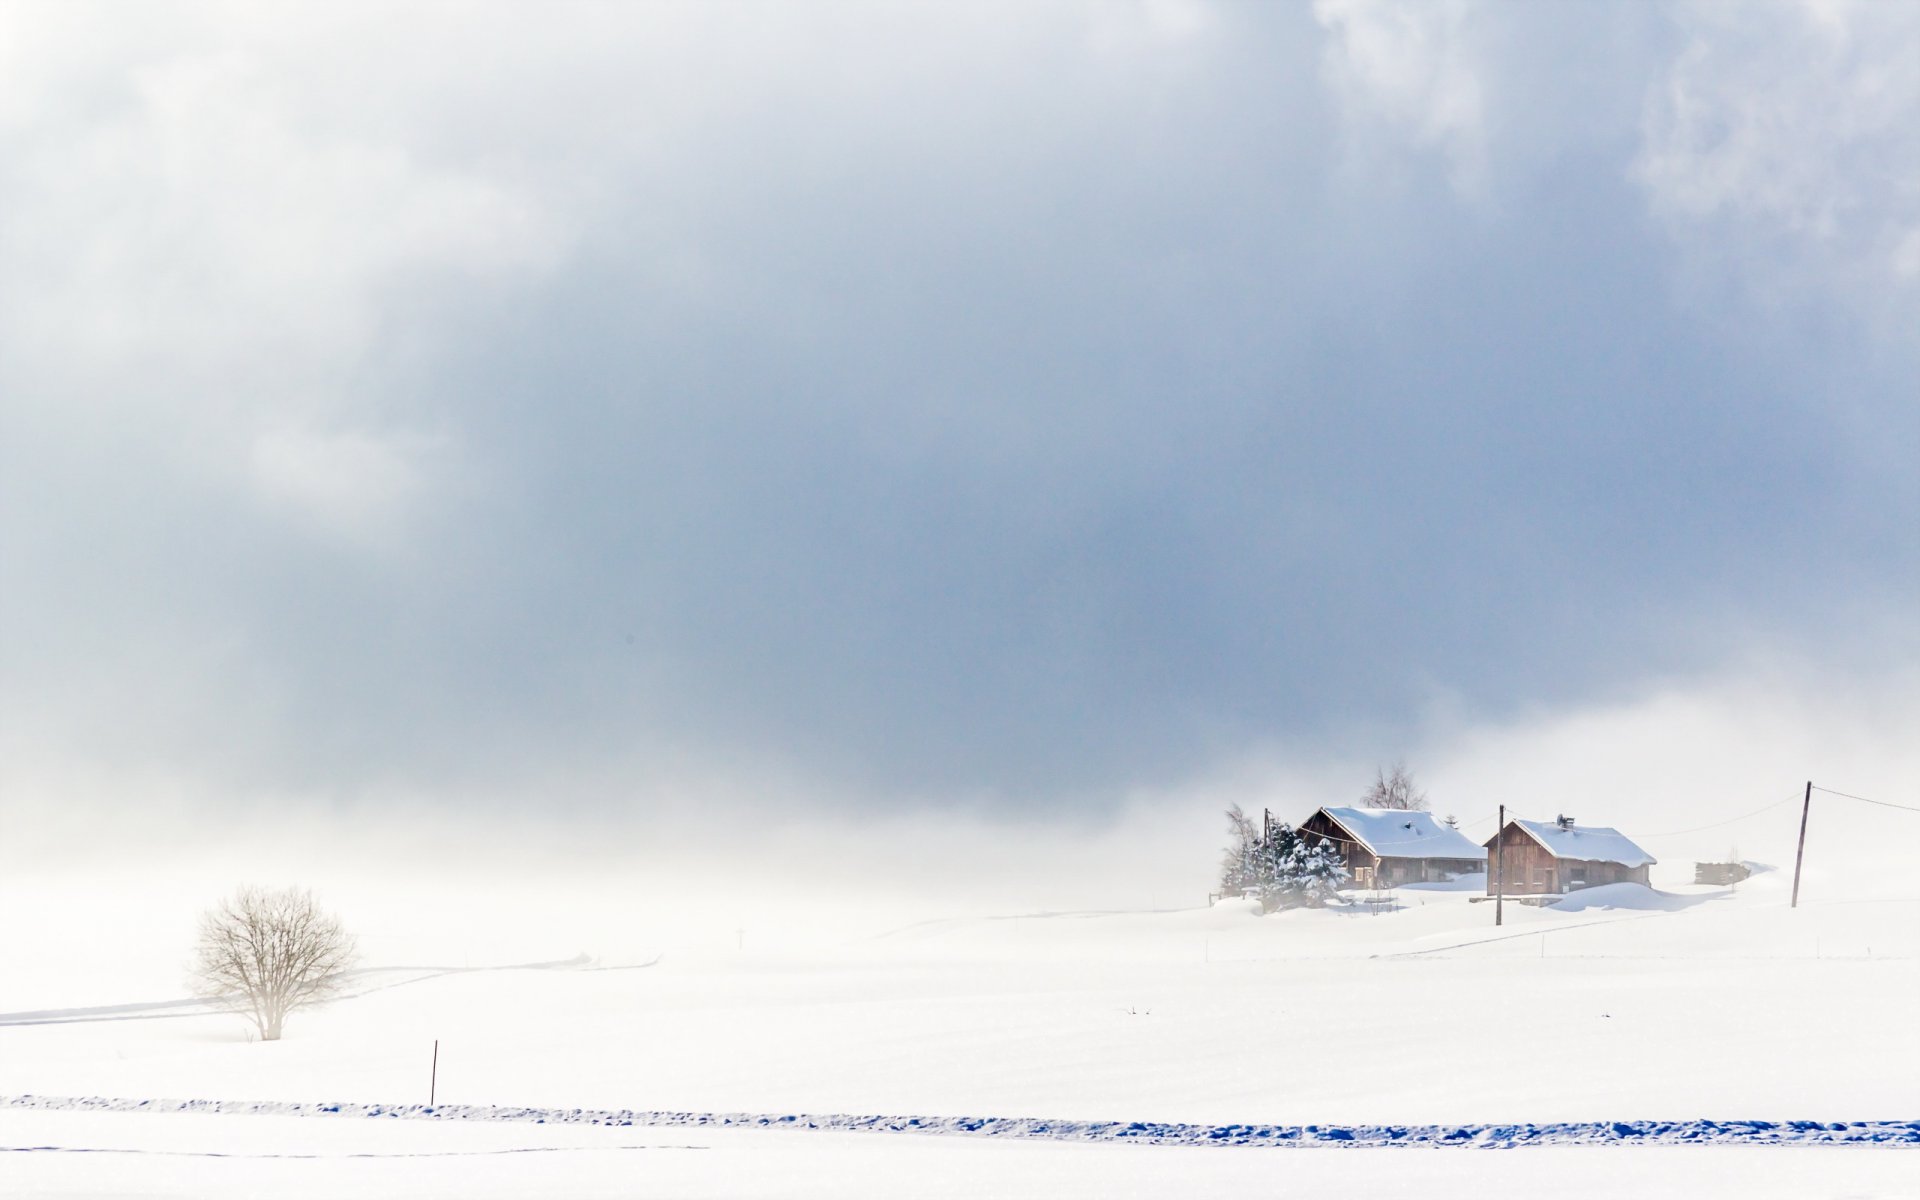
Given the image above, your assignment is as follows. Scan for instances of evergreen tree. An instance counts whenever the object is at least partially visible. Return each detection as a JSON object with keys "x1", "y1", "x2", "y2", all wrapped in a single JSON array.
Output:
[
  {"x1": 1251, "y1": 822, "x2": 1296, "y2": 912},
  {"x1": 1278, "y1": 837, "x2": 1348, "y2": 907},
  {"x1": 1248, "y1": 822, "x2": 1350, "y2": 911},
  {"x1": 1218, "y1": 810, "x2": 1352, "y2": 911}
]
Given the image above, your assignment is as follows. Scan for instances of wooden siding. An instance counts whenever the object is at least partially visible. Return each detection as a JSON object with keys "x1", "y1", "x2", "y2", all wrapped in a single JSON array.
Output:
[
  {"x1": 1485, "y1": 822, "x2": 1652, "y2": 895},
  {"x1": 1300, "y1": 810, "x2": 1485, "y2": 887},
  {"x1": 1298, "y1": 810, "x2": 1379, "y2": 884},
  {"x1": 1487, "y1": 823, "x2": 1559, "y2": 895},
  {"x1": 1370, "y1": 856, "x2": 1484, "y2": 885}
]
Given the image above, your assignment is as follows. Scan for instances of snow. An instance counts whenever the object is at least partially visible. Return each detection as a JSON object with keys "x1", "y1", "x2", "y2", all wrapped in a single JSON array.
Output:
[
  {"x1": 3, "y1": 1110, "x2": 1916, "y2": 1200},
  {"x1": 1508, "y1": 819, "x2": 1657, "y2": 868},
  {"x1": 7, "y1": 1093, "x2": 1919, "y2": 1146},
  {"x1": 1548, "y1": 883, "x2": 1702, "y2": 912},
  {"x1": 1315, "y1": 807, "x2": 1484, "y2": 860},
  {"x1": 3, "y1": 869, "x2": 1918, "y2": 1196}
]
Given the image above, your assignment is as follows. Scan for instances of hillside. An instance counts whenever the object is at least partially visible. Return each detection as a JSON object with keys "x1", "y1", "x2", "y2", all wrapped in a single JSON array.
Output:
[{"x1": 2, "y1": 871, "x2": 1916, "y2": 1197}]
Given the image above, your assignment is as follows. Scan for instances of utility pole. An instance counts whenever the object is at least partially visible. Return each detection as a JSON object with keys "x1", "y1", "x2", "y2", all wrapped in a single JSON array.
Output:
[
  {"x1": 1791, "y1": 780, "x2": 1813, "y2": 908},
  {"x1": 1495, "y1": 804, "x2": 1505, "y2": 927}
]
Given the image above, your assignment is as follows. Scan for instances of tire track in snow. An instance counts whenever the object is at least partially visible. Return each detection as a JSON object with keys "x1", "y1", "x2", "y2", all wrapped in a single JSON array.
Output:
[
  {"x1": 0, "y1": 1143, "x2": 707, "y2": 1159},
  {"x1": 5, "y1": 1096, "x2": 1917, "y2": 1148},
  {"x1": 0, "y1": 955, "x2": 657, "y2": 1028},
  {"x1": 1376, "y1": 909, "x2": 1679, "y2": 958}
]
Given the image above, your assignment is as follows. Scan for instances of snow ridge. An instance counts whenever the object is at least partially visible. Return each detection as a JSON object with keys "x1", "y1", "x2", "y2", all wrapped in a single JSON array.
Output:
[{"x1": 5, "y1": 1096, "x2": 1917, "y2": 1148}]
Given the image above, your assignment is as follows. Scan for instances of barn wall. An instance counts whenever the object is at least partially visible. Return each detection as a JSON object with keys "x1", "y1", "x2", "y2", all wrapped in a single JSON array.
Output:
[
  {"x1": 1486, "y1": 827, "x2": 1557, "y2": 894},
  {"x1": 1378, "y1": 856, "x2": 1486, "y2": 884},
  {"x1": 1560, "y1": 859, "x2": 1652, "y2": 889},
  {"x1": 1299, "y1": 811, "x2": 1380, "y2": 883},
  {"x1": 1487, "y1": 823, "x2": 1651, "y2": 894}
]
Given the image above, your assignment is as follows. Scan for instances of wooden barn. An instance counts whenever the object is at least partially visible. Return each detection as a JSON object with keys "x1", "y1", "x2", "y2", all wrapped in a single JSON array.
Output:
[
  {"x1": 1298, "y1": 807, "x2": 1486, "y2": 888},
  {"x1": 1484, "y1": 816, "x2": 1655, "y2": 896}
]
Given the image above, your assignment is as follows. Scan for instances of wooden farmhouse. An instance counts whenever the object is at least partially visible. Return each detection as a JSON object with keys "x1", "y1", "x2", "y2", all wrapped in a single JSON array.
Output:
[
  {"x1": 1298, "y1": 807, "x2": 1486, "y2": 888},
  {"x1": 1484, "y1": 816, "x2": 1655, "y2": 896}
]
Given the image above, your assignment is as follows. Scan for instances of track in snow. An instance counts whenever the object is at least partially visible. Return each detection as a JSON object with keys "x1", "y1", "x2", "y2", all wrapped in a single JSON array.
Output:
[
  {"x1": 5, "y1": 1095, "x2": 1917, "y2": 1149},
  {"x1": 0, "y1": 955, "x2": 658, "y2": 1028}
]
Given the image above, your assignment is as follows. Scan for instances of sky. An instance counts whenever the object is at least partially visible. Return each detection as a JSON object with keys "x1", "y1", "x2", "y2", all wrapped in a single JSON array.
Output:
[{"x1": 4, "y1": 1, "x2": 1920, "y2": 921}]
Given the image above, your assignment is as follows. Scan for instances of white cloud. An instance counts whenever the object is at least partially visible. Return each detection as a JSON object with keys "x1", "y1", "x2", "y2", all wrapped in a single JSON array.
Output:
[
  {"x1": 1147, "y1": 651, "x2": 1920, "y2": 890},
  {"x1": 5, "y1": 0, "x2": 1918, "y2": 828},
  {"x1": 249, "y1": 426, "x2": 444, "y2": 547},
  {"x1": 1313, "y1": 0, "x2": 1489, "y2": 196},
  {"x1": 1636, "y1": 0, "x2": 1920, "y2": 323},
  {"x1": 0, "y1": 5, "x2": 568, "y2": 547},
  {"x1": 1, "y1": 39, "x2": 563, "y2": 383}
]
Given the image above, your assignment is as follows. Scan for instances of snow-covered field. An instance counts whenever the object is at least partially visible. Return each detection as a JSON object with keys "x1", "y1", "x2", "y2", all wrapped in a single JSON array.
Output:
[
  {"x1": 3, "y1": 1109, "x2": 1918, "y2": 1200},
  {"x1": 3, "y1": 866, "x2": 1917, "y2": 1197}
]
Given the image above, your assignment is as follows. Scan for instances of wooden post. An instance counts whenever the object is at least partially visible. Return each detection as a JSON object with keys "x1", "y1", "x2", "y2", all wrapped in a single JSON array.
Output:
[
  {"x1": 1495, "y1": 804, "x2": 1505, "y2": 927},
  {"x1": 430, "y1": 1039, "x2": 439, "y2": 1107},
  {"x1": 1791, "y1": 780, "x2": 1812, "y2": 909}
]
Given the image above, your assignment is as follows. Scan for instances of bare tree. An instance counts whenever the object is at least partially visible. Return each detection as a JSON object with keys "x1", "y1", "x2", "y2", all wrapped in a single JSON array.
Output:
[
  {"x1": 190, "y1": 886, "x2": 357, "y2": 1041},
  {"x1": 1360, "y1": 762, "x2": 1429, "y2": 811}
]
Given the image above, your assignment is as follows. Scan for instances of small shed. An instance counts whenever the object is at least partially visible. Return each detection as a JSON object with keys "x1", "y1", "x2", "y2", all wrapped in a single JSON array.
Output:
[
  {"x1": 1694, "y1": 861, "x2": 1752, "y2": 886},
  {"x1": 1484, "y1": 816, "x2": 1655, "y2": 896},
  {"x1": 1299, "y1": 807, "x2": 1486, "y2": 888}
]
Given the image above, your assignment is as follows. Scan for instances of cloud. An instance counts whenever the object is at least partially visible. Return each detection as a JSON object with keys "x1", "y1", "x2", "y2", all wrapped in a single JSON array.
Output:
[
  {"x1": 249, "y1": 426, "x2": 446, "y2": 546},
  {"x1": 0, "y1": 10, "x2": 564, "y2": 390},
  {"x1": 0, "y1": 2, "x2": 1916, "y2": 827},
  {"x1": 1313, "y1": 0, "x2": 1491, "y2": 194},
  {"x1": 14, "y1": 652, "x2": 1920, "y2": 977},
  {"x1": 1637, "y1": 0, "x2": 1920, "y2": 324}
]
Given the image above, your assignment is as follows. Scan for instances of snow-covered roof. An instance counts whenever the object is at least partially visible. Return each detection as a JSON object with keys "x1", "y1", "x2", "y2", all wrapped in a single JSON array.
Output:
[
  {"x1": 1314, "y1": 807, "x2": 1485, "y2": 861},
  {"x1": 1498, "y1": 819, "x2": 1657, "y2": 868}
]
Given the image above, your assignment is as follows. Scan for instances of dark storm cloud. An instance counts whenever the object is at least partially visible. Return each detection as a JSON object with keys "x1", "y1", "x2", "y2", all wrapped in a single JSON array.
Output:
[{"x1": 3, "y1": 1, "x2": 1917, "y2": 810}]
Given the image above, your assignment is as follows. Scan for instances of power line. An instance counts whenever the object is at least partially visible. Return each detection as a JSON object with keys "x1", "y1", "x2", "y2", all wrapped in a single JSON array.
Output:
[
  {"x1": 1811, "y1": 785, "x2": 1920, "y2": 815},
  {"x1": 1465, "y1": 786, "x2": 1915, "y2": 842},
  {"x1": 1275, "y1": 826, "x2": 1458, "y2": 853},
  {"x1": 1637, "y1": 795, "x2": 1800, "y2": 839},
  {"x1": 1260, "y1": 810, "x2": 1487, "y2": 854},
  {"x1": 1258, "y1": 785, "x2": 1920, "y2": 860}
]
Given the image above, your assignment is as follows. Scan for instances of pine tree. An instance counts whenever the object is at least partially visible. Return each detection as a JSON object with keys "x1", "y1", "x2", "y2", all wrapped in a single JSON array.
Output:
[
  {"x1": 1251, "y1": 822, "x2": 1298, "y2": 913},
  {"x1": 1245, "y1": 822, "x2": 1349, "y2": 911},
  {"x1": 1220, "y1": 810, "x2": 1354, "y2": 912},
  {"x1": 1280, "y1": 837, "x2": 1348, "y2": 907}
]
